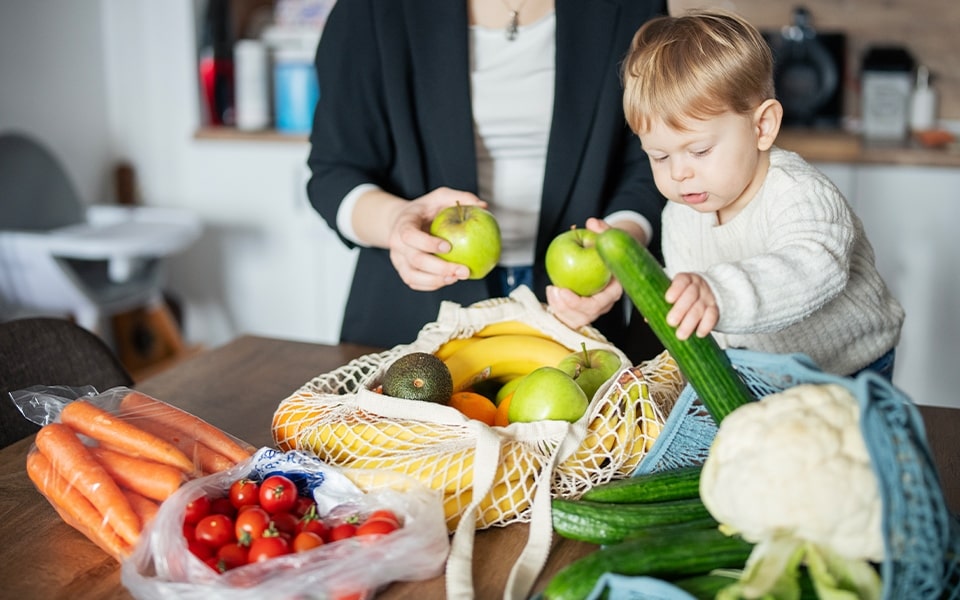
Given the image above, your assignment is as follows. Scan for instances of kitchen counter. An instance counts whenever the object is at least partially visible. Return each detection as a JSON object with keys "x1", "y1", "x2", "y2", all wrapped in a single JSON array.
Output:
[{"x1": 777, "y1": 128, "x2": 960, "y2": 168}]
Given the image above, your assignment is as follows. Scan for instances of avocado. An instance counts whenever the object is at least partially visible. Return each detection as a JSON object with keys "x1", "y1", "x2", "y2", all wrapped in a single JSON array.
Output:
[{"x1": 381, "y1": 352, "x2": 453, "y2": 404}]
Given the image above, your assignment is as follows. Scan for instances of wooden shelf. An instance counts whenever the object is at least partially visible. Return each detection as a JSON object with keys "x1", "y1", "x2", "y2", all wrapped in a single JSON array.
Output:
[{"x1": 193, "y1": 126, "x2": 308, "y2": 143}]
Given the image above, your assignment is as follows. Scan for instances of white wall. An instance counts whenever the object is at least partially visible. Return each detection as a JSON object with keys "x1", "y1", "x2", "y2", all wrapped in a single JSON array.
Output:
[{"x1": 1, "y1": 0, "x2": 356, "y2": 348}]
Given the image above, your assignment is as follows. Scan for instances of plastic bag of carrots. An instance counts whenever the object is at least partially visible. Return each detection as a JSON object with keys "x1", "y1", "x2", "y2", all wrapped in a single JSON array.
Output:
[
  {"x1": 12, "y1": 385, "x2": 257, "y2": 559},
  {"x1": 121, "y1": 447, "x2": 449, "y2": 600}
]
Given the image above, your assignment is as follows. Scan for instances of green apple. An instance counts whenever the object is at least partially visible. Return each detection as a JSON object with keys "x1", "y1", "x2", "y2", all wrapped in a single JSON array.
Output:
[
  {"x1": 494, "y1": 376, "x2": 524, "y2": 407},
  {"x1": 545, "y1": 226, "x2": 611, "y2": 296},
  {"x1": 430, "y1": 203, "x2": 502, "y2": 279},
  {"x1": 508, "y1": 366, "x2": 589, "y2": 423},
  {"x1": 556, "y1": 342, "x2": 621, "y2": 400}
]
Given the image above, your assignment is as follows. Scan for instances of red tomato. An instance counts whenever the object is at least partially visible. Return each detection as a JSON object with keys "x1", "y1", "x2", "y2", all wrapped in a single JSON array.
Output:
[
  {"x1": 248, "y1": 535, "x2": 290, "y2": 562},
  {"x1": 259, "y1": 475, "x2": 299, "y2": 514},
  {"x1": 271, "y1": 511, "x2": 300, "y2": 536},
  {"x1": 209, "y1": 496, "x2": 237, "y2": 519},
  {"x1": 183, "y1": 496, "x2": 212, "y2": 525},
  {"x1": 188, "y1": 536, "x2": 214, "y2": 561},
  {"x1": 366, "y1": 509, "x2": 401, "y2": 527},
  {"x1": 235, "y1": 506, "x2": 271, "y2": 543},
  {"x1": 356, "y1": 518, "x2": 399, "y2": 537},
  {"x1": 292, "y1": 531, "x2": 325, "y2": 553},
  {"x1": 328, "y1": 522, "x2": 357, "y2": 542},
  {"x1": 194, "y1": 514, "x2": 236, "y2": 548},
  {"x1": 297, "y1": 515, "x2": 329, "y2": 540},
  {"x1": 229, "y1": 478, "x2": 260, "y2": 510},
  {"x1": 216, "y1": 542, "x2": 249, "y2": 572},
  {"x1": 293, "y1": 495, "x2": 316, "y2": 517}
]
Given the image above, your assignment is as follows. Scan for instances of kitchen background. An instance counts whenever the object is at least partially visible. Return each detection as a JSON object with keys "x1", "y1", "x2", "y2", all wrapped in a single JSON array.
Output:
[{"x1": 1, "y1": 0, "x2": 958, "y2": 409}]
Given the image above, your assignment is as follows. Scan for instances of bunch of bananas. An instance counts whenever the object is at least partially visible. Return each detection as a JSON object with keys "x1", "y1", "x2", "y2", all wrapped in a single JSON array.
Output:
[{"x1": 434, "y1": 320, "x2": 575, "y2": 393}]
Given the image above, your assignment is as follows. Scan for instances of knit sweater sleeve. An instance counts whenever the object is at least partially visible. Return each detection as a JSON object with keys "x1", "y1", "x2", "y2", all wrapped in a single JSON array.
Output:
[{"x1": 664, "y1": 151, "x2": 857, "y2": 334}]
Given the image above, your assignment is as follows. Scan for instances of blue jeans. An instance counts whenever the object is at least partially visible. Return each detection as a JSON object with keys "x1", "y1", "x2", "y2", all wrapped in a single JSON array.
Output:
[
  {"x1": 851, "y1": 348, "x2": 896, "y2": 381},
  {"x1": 489, "y1": 265, "x2": 533, "y2": 298}
]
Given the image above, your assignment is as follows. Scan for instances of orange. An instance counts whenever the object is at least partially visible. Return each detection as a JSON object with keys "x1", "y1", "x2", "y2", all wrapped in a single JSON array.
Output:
[
  {"x1": 494, "y1": 393, "x2": 513, "y2": 427},
  {"x1": 448, "y1": 391, "x2": 498, "y2": 426}
]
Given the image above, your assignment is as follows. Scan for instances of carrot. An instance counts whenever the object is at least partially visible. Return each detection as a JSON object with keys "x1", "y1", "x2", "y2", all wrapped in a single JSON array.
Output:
[
  {"x1": 123, "y1": 488, "x2": 160, "y2": 527},
  {"x1": 90, "y1": 446, "x2": 186, "y2": 502},
  {"x1": 34, "y1": 423, "x2": 141, "y2": 547},
  {"x1": 26, "y1": 449, "x2": 131, "y2": 558},
  {"x1": 61, "y1": 399, "x2": 195, "y2": 473},
  {"x1": 119, "y1": 391, "x2": 255, "y2": 464},
  {"x1": 121, "y1": 409, "x2": 237, "y2": 474}
]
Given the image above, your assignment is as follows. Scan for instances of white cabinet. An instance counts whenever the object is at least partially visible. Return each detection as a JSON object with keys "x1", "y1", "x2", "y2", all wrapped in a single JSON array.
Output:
[{"x1": 813, "y1": 162, "x2": 960, "y2": 408}]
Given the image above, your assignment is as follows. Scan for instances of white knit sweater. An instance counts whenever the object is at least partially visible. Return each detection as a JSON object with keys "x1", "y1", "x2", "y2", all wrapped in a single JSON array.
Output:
[{"x1": 662, "y1": 147, "x2": 905, "y2": 375}]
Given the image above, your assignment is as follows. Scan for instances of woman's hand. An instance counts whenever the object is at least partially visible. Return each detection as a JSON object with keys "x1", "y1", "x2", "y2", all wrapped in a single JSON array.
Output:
[
  {"x1": 664, "y1": 272, "x2": 719, "y2": 339},
  {"x1": 545, "y1": 217, "x2": 623, "y2": 330},
  {"x1": 382, "y1": 187, "x2": 487, "y2": 291}
]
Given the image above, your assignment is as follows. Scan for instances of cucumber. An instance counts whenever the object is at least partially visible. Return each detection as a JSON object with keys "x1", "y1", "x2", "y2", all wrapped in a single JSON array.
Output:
[
  {"x1": 551, "y1": 496, "x2": 714, "y2": 544},
  {"x1": 581, "y1": 465, "x2": 703, "y2": 503},
  {"x1": 541, "y1": 526, "x2": 753, "y2": 600},
  {"x1": 672, "y1": 569, "x2": 820, "y2": 600},
  {"x1": 596, "y1": 229, "x2": 754, "y2": 423}
]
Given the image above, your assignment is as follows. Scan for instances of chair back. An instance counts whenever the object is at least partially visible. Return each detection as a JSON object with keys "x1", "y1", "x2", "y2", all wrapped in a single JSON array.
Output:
[
  {"x1": 0, "y1": 132, "x2": 86, "y2": 231},
  {"x1": 0, "y1": 317, "x2": 133, "y2": 447}
]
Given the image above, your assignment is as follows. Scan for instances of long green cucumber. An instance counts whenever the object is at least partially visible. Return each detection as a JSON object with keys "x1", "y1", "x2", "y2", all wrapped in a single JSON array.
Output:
[
  {"x1": 541, "y1": 526, "x2": 754, "y2": 600},
  {"x1": 596, "y1": 228, "x2": 754, "y2": 423},
  {"x1": 581, "y1": 465, "x2": 703, "y2": 503},
  {"x1": 551, "y1": 496, "x2": 714, "y2": 544}
]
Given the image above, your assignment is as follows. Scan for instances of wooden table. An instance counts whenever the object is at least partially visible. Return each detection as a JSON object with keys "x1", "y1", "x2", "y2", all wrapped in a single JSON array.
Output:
[{"x1": 2, "y1": 335, "x2": 957, "y2": 599}]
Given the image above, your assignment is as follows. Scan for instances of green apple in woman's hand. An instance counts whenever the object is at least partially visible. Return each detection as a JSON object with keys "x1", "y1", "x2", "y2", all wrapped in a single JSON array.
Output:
[{"x1": 430, "y1": 203, "x2": 501, "y2": 279}]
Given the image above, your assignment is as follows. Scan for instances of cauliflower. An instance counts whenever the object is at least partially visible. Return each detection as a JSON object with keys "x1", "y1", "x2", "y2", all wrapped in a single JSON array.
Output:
[{"x1": 700, "y1": 383, "x2": 884, "y2": 600}]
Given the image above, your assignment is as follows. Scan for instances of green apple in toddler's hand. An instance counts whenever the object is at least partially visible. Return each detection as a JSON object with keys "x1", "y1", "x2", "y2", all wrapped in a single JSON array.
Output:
[
  {"x1": 508, "y1": 366, "x2": 589, "y2": 423},
  {"x1": 430, "y1": 202, "x2": 502, "y2": 280},
  {"x1": 557, "y1": 342, "x2": 622, "y2": 400},
  {"x1": 545, "y1": 226, "x2": 612, "y2": 296}
]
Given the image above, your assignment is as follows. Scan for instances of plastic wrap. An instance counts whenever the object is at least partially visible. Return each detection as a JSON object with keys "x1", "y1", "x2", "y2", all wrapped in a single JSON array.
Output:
[
  {"x1": 12, "y1": 385, "x2": 257, "y2": 559},
  {"x1": 121, "y1": 447, "x2": 450, "y2": 600}
]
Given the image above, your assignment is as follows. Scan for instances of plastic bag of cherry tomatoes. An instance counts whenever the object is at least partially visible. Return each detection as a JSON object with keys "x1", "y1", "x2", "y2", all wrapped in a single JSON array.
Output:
[{"x1": 121, "y1": 447, "x2": 449, "y2": 599}]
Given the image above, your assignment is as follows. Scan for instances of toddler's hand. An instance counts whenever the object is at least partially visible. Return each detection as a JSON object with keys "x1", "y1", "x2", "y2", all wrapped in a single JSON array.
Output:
[{"x1": 664, "y1": 272, "x2": 718, "y2": 340}]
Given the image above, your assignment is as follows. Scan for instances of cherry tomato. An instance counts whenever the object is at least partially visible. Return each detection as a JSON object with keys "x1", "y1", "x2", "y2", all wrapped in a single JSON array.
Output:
[
  {"x1": 356, "y1": 518, "x2": 399, "y2": 537},
  {"x1": 365, "y1": 509, "x2": 401, "y2": 527},
  {"x1": 194, "y1": 514, "x2": 236, "y2": 548},
  {"x1": 229, "y1": 478, "x2": 260, "y2": 510},
  {"x1": 292, "y1": 530, "x2": 325, "y2": 553},
  {"x1": 248, "y1": 535, "x2": 290, "y2": 562},
  {"x1": 235, "y1": 506, "x2": 271, "y2": 543},
  {"x1": 328, "y1": 522, "x2": 357, "y2": 542},
  {"x1": 216, "y1": 542, "x2": 249, "y2": 572},
  {"x1": 209, "y1": 496, "x2": 237, "y2": 519},
  {"x1": 188, "y1": 536, "x2": 214, "y2": 561},
  {"x1": 297, "y1": 514, "x2": 329, "y2": 540},
  {"x1": 184, "y1": 496, "x2": 212, "y2": 525},
  {"x1": 270, "y1": 511, "x2": 300, "y2": 536},
  {"x1": 293, "y1": 495, "x2": 316, "y2": 517},
  {"x1": 259, "y1": 475, "x2": 299, "y2": 514}
]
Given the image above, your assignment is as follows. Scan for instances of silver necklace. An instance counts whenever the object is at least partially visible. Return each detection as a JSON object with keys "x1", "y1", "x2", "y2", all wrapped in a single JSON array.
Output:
[{"x1": 500, "y1": 0, "x2": 531, "y2": 41}]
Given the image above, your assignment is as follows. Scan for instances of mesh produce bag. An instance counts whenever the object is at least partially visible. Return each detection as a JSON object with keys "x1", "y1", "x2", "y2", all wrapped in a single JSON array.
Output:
[
  {"x1": 271, "y1": 286, "x2": 686, "y2": 599},
  {"x1": 588, "y1": 349, "x2": 960, "y2": 600}
]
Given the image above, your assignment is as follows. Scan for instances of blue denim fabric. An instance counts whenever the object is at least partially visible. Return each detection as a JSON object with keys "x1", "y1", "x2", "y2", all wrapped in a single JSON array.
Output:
[{"x1": 490, "y1": 265, "x2": 533, "y2": 298}]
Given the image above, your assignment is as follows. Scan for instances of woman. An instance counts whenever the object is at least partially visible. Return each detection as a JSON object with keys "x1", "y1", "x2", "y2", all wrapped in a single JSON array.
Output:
[{"x1": 307, "y1": 0, "x2": 667, "y2": 360}]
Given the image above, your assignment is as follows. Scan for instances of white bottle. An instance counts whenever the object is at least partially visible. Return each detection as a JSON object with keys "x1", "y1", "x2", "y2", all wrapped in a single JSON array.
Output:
[
  {"x1": 909, "y1": 65, "x2": 937, "y2": 132},
  {"x1": 234, "y1": 40, "x2": 271, "y2": 131}
]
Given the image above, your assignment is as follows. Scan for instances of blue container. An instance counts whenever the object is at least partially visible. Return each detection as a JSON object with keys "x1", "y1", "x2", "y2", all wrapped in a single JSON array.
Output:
[{"x1": 273, "y1": 49, "x2": 319, "y2": 134}]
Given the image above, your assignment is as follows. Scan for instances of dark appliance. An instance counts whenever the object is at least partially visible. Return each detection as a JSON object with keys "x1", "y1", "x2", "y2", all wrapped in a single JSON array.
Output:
[{"x1": 762, "y1": 7, "x2": 846, "y2": 128}]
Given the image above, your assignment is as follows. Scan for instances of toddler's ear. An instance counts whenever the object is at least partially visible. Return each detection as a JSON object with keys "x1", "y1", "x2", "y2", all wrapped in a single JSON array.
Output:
[{"x1": 754, "y1": 99, "x2": 783, "y2": 151}]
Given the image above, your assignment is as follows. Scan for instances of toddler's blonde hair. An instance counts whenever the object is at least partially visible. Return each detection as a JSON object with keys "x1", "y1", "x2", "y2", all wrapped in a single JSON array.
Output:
[{"x1": 622, "y1": 9, "x2": 775, "y2": 134}]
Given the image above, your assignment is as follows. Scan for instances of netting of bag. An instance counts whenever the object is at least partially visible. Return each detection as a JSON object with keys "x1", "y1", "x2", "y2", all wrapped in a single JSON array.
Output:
[
  {"x1": 629, "y1": 348, "x2": 960, "y2": 599},
  {"x1": 271, "y1": 347, "x2": 685, "y2": 532}
]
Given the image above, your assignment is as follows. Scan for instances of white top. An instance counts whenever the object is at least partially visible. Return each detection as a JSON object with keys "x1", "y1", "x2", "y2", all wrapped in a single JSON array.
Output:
[{"x1": 662, "y1": 147, "x2": 905, "y2": 375}]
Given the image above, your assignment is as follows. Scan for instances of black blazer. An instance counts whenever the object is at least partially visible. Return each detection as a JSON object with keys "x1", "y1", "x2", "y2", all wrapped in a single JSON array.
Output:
[{"x1": 307, "y1": 0, "x2": 667, "y2": 359}]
